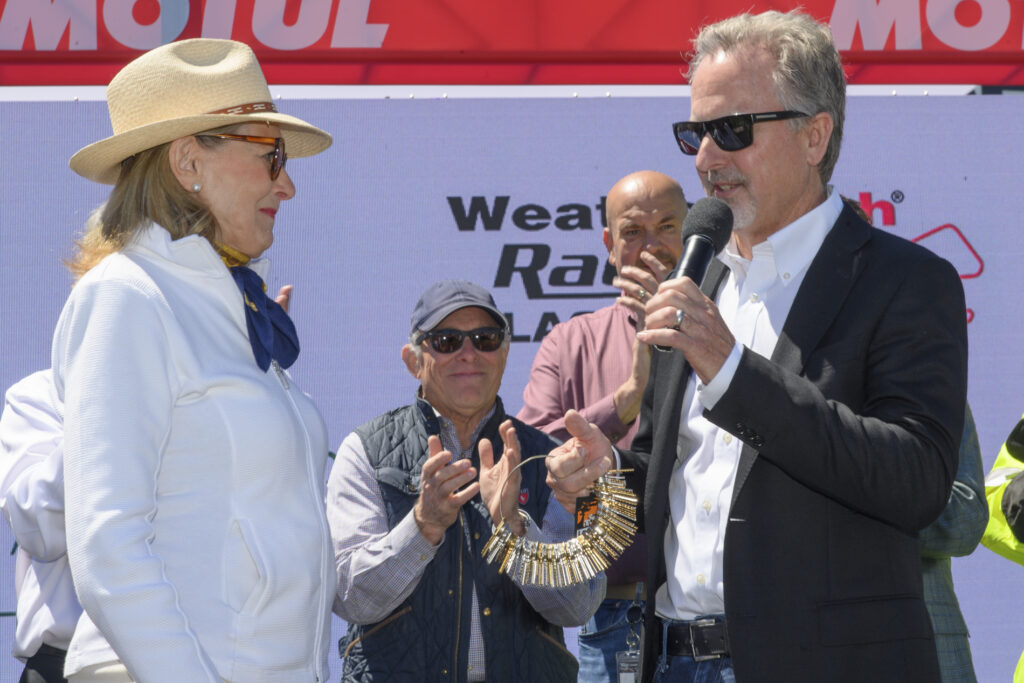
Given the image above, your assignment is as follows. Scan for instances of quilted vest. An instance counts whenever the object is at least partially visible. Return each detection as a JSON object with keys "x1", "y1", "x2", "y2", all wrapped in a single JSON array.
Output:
[{"x1": 340, "y1": 397, "x2": 579, "y2": 682}]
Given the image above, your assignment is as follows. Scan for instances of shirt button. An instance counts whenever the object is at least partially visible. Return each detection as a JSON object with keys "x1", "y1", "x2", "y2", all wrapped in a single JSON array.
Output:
[
  {"x1": 473, "y1": 532, "x2": 480, "y2": 540},
  {"x1": 783, "y1": 272, "x2": 791, "y2": 280},
  {"x1": 749, "y1": 293, "x2": 760, "y2": 302},
  {"x1": 448, "y1": 589, "x2": 454, "y2": 596},
  {"x1": 420, "y1": 554, "x2": 429, "y2": 562},
  {"x1": 697, "y1": 574, "x2": 706, "y2": 585},
  {"x1": 723, "y1": 434, "x2": 733, "y2": 445},
  {"x1": 702, "y1": 500, "x2": 712, "y2": 512},
  {"x1": 482, "y1": 607, "x2": 492, "y2": 616}
]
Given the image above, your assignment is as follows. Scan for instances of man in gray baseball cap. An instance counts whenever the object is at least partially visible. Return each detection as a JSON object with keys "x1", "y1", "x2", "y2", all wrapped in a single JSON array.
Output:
[{"x1": 326, "y1": 279, "x2": 604, "y2": 682}]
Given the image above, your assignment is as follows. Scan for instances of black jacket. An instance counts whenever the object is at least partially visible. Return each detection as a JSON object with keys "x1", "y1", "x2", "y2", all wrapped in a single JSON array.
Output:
[{"x1": 621, "y1": 206, "x2": 967, "y2": 682}]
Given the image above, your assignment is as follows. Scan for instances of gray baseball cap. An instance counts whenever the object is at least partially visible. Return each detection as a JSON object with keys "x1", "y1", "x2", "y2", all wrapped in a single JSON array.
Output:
[{"x1": 410, "y1": 280, "x2": 509, "y2": 336}]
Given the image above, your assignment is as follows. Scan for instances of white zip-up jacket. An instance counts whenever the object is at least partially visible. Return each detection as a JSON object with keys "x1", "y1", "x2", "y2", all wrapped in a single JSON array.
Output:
[{"x1": 50, "y1": 224, "x2": 333, "y2": 683}]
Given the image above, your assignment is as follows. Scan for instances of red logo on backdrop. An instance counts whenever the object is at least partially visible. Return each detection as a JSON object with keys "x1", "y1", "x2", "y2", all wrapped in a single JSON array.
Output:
[
  {"x1": 519, "y1": 489, "x2": 529, "y2": 505},
  {"x1": 912, "y1": 224, "x2": 982, "y2": 323},
  {"x1": 911, "y1": 224, "x2": 984, "y2": 279},
  {"x1": 857, "y1": 192, "x2": 982, "y2": 323},
  {"x1": 2, "y1": 0, "x2": 1024, "y2": 85}
]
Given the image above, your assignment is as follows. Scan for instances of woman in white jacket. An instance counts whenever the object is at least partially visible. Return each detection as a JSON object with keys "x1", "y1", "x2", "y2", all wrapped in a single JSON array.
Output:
[
  {"x1": 51, "y1": 38, "x2": 334, "y2": 682},
  {"x1": 0, "y1": 222, "x2": 112, "y2": 683}
]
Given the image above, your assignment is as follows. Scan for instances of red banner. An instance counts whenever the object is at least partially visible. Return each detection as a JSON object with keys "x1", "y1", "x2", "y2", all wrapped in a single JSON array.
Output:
[{"x1": 1, "y1": 0, "x2": 1023, "y2": 86}]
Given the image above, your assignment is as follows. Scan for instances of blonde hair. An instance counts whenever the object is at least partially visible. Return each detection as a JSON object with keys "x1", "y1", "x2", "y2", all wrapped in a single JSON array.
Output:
[{"x1": 64, "y1": 206, "x2": 116, "y2": 282}]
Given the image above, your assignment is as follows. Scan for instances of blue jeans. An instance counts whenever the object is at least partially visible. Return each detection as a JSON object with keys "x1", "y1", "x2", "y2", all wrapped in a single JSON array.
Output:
[
  {"x1": 652, "y1": 655, "x2": 734, "y2": 683},
  {"x1": 577, "y1": 598, "x2": 643, "y2": 683}
]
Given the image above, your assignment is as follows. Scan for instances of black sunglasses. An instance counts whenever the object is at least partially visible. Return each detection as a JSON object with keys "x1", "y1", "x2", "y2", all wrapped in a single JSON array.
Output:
[
  {"x1": 200, "y1": 133, "x2": 288, "y2": 180},
  {"x1": 672, "y1": 110, "x2": 808, "y2": 155},
  {"x1": 416, "y1": 327, "x2": 507, "y2": 354}
]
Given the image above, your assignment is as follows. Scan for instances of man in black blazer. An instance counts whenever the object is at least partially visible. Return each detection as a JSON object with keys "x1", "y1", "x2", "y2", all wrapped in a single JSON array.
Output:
[{"x1": 546, "y1": 9, "x2": 968, "y2": 682}]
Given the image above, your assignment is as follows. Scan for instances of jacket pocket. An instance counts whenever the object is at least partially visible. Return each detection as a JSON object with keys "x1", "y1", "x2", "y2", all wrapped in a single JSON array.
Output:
[
  {"x1": 223, "y1": 518, "x2": 272, "y2": 616},
  {"x1": 343, "y1": 605, "x2": 413, "y2": 658},
  {"x1": 818, "y1": 594, "x2": 932, "y2": 646},
  {"x1": 536, "y1": 626, "x2": 574, "y2": 657},
  {"x1": 535, "y1": 626, "x2": 581, "y2": 680},
  {"x1": 376, "y1": 467, "x2": 420, "y2": 494},
  {"x1": 375, "y1": 468, "x2": 421, "y2": 524}
]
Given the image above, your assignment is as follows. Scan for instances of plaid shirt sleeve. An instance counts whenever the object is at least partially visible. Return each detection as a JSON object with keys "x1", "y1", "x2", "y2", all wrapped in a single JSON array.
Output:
[{"x1": 327, "y1": 432, "x2": 440, "y2": 625}]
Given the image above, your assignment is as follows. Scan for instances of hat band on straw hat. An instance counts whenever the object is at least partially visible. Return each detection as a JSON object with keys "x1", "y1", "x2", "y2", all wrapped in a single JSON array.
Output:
[{"x1": 208, "y1": 102, "x2": 278, "y2": 115}]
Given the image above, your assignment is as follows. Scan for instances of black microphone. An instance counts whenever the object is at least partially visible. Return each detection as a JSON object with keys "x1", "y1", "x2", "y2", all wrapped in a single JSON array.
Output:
[{"x1": 653, "y1": 197, "x2": 733, "y2": 352}]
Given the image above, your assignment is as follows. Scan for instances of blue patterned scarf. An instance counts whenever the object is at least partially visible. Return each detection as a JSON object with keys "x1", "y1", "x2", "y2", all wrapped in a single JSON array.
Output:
[{"x1": 216, "y1": 242, "x2": 299, "y2": 372}]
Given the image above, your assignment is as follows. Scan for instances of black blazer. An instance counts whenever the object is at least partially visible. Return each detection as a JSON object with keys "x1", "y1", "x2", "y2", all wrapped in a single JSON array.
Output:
[{"x1": 621, "y1": 205, "x2": 968, "y2": 682}]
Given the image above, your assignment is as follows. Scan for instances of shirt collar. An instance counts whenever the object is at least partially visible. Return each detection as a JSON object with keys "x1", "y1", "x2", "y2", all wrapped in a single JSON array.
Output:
[
  {"x1": 420, "y1": 394, "x2": 498, "y2": 457},
  {"x1": 131, "y1": 223, "x2": 272, "y2": 279},
  {"x1": 614, "y1": 299, "x2": 641, "y2": 330},
  {"x1": 719, "y1": 187, "x2": 842, "y2": 285}
]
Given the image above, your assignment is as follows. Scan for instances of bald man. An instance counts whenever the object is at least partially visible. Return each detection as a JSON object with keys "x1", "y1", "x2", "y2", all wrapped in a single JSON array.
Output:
[{"x1": 518, "y1": 171, "x2": 687, "y2": 682}]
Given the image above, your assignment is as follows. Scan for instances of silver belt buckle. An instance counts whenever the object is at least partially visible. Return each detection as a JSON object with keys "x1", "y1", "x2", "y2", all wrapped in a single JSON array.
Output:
[{"x1": 689, "y1": 618, "x2": 721, "y2": 662}]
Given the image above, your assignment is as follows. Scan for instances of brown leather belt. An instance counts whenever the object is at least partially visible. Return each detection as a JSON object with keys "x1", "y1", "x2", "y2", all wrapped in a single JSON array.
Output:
[
  {"x1": 661, "y1": 617, "x2": 730, "y2": 660},
  {"x1": 604, "y1": 582, "x2": 645, "y2": 601}
]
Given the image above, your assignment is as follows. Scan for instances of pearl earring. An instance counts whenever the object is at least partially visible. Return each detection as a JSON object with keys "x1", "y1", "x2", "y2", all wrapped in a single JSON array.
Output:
[{"x1": 192, "y1": 183, "x2": 201, "y2": 193}]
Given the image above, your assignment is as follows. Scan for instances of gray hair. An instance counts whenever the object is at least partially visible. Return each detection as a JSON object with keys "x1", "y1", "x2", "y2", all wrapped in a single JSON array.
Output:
[
  {"x1": 410, "y1": 330, "x2": 424, "y2": 359},
  {"x1": 686, "y1": 10, "x2": 846, "y2": 184}
]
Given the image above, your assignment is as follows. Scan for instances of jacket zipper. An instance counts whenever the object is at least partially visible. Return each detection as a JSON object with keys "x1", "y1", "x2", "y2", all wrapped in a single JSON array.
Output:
[
  {"x1": 453, "y1": 510, "x2": 465, "y2": 682},
  {"x1": 274, "y1": 362, "x2": 329, "y2": 679},
  {"x1": 272, "y1": 360, "x2": 289, "y2": 389}
]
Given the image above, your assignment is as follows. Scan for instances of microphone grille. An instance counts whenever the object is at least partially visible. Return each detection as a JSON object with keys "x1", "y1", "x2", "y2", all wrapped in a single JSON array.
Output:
[{"x1": 682, "y1": 197, "x2": 733, "y2": 252}]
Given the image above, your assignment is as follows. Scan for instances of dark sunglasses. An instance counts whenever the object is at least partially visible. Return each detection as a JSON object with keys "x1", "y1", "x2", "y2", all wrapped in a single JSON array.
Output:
[
  {"x1": 200, "y1": 133, "x2": 287, "y2": 180},
  {"x1": 416, "y1": 327, "x2": 507, "y2": 354},
  {"x1": 671, "y1": 110, "x2": 808, "y2": 155}
]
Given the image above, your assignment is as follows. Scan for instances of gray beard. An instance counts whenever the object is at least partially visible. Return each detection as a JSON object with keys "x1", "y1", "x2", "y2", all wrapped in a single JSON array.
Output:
[{"x1": 723, "y1": 196, "x2": 755, "y2": 237}]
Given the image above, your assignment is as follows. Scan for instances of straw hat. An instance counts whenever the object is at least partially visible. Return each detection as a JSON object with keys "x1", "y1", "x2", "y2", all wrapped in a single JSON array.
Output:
[{"x1": 69, "y1": 38, "x2": 332, "y2": 184}]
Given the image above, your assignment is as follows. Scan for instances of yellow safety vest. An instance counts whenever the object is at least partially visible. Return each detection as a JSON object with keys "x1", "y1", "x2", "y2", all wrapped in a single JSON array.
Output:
[{"x1": 981, "y1": 414, "x2": 1024, "y2": 682}]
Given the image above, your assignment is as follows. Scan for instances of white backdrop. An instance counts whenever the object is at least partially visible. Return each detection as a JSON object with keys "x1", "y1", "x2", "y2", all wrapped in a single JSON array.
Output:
[{"x1": 1, "y1": 89, "x2": 1022, "y2": 681}]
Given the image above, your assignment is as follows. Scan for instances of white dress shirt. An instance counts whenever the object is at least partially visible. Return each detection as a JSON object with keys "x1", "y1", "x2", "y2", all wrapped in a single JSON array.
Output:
[{"x1": 656, "y1": 189, "x2": 843, "y2": 621}]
